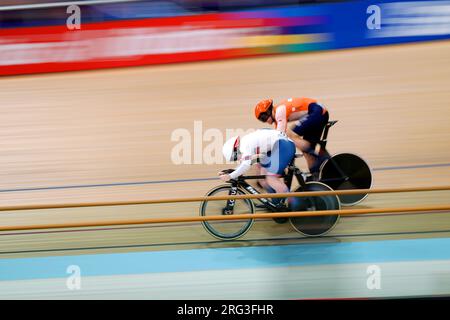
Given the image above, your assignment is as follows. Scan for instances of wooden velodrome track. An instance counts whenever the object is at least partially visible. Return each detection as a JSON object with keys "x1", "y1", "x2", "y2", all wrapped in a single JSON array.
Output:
[{"x1": 0, "y1": 40, "x2": 450, "y2": 260}]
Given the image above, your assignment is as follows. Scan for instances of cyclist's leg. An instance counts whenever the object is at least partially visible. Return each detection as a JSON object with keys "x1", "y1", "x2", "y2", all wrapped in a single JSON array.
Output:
[
  {"x1": 289, "y1": 133, "x2": 315, "y2": 170},
  {"x1": 304, "y1": 110, "x2": 329, "y2": 173},
  {"x1": 260, "y1": 139, "x2": 296, "y2": 205},
  {"x1": 253, "y1": 163, "x2": 268, "y2": 190},
  {"x1": 290, "y1": 122, "x2": 316, "y2": 170},
  {"x1": 291, "y1": 106, "x2": 328, "y2": 173}
]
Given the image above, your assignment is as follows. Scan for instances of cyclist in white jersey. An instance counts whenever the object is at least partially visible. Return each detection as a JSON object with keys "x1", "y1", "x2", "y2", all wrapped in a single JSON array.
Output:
[{"x1": 220, "y1": 129, "x2": 297, "y2": 207}]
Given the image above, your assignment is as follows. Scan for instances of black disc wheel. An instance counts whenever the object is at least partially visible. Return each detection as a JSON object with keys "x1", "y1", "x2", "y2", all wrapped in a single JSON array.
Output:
[
  {"x1": 289, "y1": 182, "x2": 341, "y2": 236},
  {"x1": 319, "y1": 153, "x2": 372, "y2": 206}
]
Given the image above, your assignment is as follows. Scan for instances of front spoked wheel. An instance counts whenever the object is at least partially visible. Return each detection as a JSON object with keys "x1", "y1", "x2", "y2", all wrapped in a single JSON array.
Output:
[
  {"x1": 289, "y1": 182, "x2": 341, "y2": 236},
  {"x1": 200, "y1": 185, "x2": 255, "y2": 240},
  {"x1": 319, "y1": 153, "x2": 372, "y2": 206}
]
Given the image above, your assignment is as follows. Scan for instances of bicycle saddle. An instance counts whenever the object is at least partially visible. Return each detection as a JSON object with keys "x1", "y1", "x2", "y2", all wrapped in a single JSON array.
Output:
[{"x1": 327, "y1": 120, "x2": 338, "y2": 127}]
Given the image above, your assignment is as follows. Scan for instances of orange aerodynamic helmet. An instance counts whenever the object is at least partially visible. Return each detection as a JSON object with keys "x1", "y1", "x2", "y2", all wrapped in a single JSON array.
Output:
[{"x1": 254, "y1": 99, "x2": 273, "y2": 122}]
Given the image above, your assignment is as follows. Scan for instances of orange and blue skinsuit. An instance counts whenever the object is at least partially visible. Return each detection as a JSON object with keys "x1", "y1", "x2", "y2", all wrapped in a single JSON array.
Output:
[
  {"x1": 272, "y1": 97, "x2": 328, "y2": 148},
  {"x1": 270, "y1": 97, "x2": 329, "y2": 173}
]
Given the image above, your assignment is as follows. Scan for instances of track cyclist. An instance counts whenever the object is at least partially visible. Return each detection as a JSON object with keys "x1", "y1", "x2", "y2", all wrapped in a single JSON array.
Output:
[
  {"x1": 254, "y1": 97, "x2": 329, "y2": 178},
  {"x1": 219, "y1": 129, "x2": 299, "y2": 210}
]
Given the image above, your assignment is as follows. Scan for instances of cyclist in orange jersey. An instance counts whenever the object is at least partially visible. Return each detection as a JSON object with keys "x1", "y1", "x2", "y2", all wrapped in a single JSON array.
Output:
[{"x1": 254, "y1": 97, "x2": 329, "y2": 175}]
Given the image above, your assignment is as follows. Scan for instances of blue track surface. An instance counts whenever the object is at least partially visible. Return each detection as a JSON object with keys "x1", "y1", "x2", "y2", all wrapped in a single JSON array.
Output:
[{"x1": 1, "y1": 237, "x2": 450, "y2": 282}]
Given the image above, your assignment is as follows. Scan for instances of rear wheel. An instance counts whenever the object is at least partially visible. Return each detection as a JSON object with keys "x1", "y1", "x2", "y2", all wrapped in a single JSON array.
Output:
[
  {"x1": 200, "y1": 185, "x2": 255, "y2": 240},
  {"x1": 289, "y1": 182, "x2": 341, "y2": 236},
  {"x1": 319, "y1": 153, "x2": 372, "y2": 206}
]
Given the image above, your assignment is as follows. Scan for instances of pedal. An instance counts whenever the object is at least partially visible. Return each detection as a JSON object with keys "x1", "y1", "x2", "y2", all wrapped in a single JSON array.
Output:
[
  {"x1": 301, "y1": 172, "x2": 308, "y2": 179},
  {"x1": 301, "y1": 169, "x2": 321, "y2": 182},
  {"x1": 306, "y1": 174, "x2": 319, "y2": 182}
]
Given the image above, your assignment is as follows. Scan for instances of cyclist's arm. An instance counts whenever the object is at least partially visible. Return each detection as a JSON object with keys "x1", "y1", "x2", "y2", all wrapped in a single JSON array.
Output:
[
  {"x1": 229, "y1": 156, "x2": 252, "y2": 180},
  {"x1": 274, "y1": 105, "x2": 287, "y2": 133}
]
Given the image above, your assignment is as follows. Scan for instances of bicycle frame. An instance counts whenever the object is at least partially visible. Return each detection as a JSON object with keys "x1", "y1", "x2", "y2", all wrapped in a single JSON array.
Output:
[
  {"x1": 317, "y1": 121, "x2": 349, "y2": 181},
  {"x1": 221, "y1": 120, "x2": 344, "y2": 214},
  {"x1": 317, "y1": 121, "x2": 335, "y2": 157},
  {"x1": 225, "y1": 161, "x2": 308, "y2": 213}
]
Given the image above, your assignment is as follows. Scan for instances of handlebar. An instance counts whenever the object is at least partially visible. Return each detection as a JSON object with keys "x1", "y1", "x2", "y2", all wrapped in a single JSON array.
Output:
[{"x1": 220, "y1": 168, "x2": 235, "y2": 174}]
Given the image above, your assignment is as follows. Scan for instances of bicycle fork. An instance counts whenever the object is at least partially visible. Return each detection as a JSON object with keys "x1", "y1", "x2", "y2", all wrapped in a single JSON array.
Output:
[{"x1": 223, "y1": 185, "x2": 238, "y2": 215}]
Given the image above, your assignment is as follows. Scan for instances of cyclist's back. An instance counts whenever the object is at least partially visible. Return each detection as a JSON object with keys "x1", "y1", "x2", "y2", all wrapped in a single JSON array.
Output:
[
  {"x1": 255, "y1": 97, "x2": 329, "y2": 175},
  {"x1": 239, "y1": 129, "x2": 288, "y2": 158}
]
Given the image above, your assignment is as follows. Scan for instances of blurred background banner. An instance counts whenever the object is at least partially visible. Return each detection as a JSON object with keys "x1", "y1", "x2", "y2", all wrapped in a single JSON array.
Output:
[{"x1": 1, "y1": 0, "x2": 450, "y2": 76}]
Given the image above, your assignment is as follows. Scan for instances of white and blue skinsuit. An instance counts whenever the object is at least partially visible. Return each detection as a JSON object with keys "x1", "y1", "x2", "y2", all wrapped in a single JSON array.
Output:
[{"x1": 228, "y1": 129, "x2": 296, "y2": 180}]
